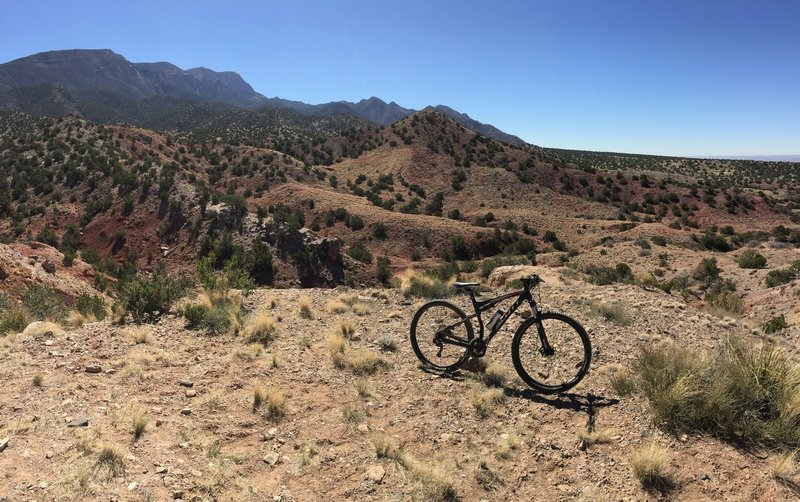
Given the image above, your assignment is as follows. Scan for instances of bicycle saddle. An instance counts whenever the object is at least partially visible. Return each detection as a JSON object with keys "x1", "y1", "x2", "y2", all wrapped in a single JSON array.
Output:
[{"x1": 453, "y1": 281, "x2": 480, "y2": 288}]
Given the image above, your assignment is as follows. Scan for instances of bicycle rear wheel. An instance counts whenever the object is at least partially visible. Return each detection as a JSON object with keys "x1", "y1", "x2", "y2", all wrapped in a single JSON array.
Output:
[
  {"x1": 410, "y1": 300, "x2": 474, "y2": 372},
  {"x1": 511, "y1": 312, "x2": 591, "y2": 393}
]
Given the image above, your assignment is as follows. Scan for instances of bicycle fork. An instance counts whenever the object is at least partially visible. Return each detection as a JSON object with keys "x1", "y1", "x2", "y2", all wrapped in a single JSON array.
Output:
[{"x1": 528, "y1": 300, "x2": 554, "y2": 357}]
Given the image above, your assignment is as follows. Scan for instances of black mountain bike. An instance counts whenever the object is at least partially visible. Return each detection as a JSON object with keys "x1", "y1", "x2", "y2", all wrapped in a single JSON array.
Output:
[{"x1": 409, "y1": 274, "x2": 591, "y2": 393}]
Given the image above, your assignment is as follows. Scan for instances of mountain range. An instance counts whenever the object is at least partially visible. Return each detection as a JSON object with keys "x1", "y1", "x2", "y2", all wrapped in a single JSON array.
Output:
[{"x1": 0, "y1": 49, "x2": 524, "y2": 144}]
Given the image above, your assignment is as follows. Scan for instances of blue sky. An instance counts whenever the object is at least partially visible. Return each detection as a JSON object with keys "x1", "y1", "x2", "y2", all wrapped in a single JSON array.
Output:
[{"x1": 1, "y1": 0, "x2": 798, "y2": 156}]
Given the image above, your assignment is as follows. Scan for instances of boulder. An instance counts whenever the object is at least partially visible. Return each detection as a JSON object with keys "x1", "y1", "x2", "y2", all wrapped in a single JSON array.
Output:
[
  {"x1": 487, "y1": 265, "x2": 538, "y2": 288},
  {"x1": 42, "y1": 258, "x2": 56, "y2": 274}
]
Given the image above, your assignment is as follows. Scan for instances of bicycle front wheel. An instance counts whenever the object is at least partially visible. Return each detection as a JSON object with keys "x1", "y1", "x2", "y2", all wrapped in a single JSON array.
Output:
[
  {"x1": 410, "y1": 300, "x2": 474, "y2": 372},
  {"x1": 511, "y1": 312, "x2": 591, "y2": 393}
]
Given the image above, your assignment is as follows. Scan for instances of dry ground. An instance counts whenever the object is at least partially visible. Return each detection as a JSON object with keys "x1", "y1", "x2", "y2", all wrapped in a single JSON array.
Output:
[{"x1": 1, "y1": 269, "x2": 799, "y2": 501}]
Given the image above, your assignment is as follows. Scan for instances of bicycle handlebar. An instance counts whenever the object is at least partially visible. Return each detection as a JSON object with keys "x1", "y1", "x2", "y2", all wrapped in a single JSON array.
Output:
[{"x1": 522, "y1": 274, "x2": 542, "y2": 288}]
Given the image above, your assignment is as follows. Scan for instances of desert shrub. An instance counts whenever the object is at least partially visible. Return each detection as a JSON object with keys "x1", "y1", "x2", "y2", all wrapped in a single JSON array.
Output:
[
  {"x1": 36, "y1": 227, "x2": 59, "y2": 248},
  {"x1": 585, "y1": 265, "x2": 617, "y2": 285},
  {"x1": 707, "y1": 291, "x2": 744, "y2": 317},
  {"x1": 347, "y1": 215, "x2": 364, "y2": 230},
  {"x1": 76, "y1": 294, "x2": 107, "y2": 320},
  {"x1": 202, "y1": 305, "x2": 233, "y2": 335},
  {"x1": 0, "y1": 305, "x2": 30, "y2": 335},
  {"x1": 347, "y1": 242, "x2": 373, "y2": 264},
  {"x1": 426, "y1": 261, "x2": 459, "y2": 281},
  {"x1": 80, "y1": 247, "x2": 101, "y2": 265},
  {"x1": 372, "y1": 222, "x2": 387, "y2": 239},
  {"x1": 700, "y1": 233, "x2": 731, "y2": 252},
  {"x1": 23, "y1": 285, "x2": 67, "y2": 322},
  {"x1": 693, "y1": 258, "x2": 720, "y2": 285},
  {"x1": 628, "y1": 337, "x2": 800, "y2": 448},
  {"x1": 651, "y1": 236, "x2": 667, "y2": 246},
  {"x1": 116, "y1": 269, "x2": 189, "y2": 322},
  {"x1": 63, "y1": 248, "x2": 76, "y2": 267},
  {"x1": 184, "y1": 303, "x2": 209, "y2": 328},
  {"x1": 765, "y1": 263, "x2": 800, "y2": 288},
  {"x1": 451, "y1": 236, "x2": 471, "y2": 260},
  {"x1": 763, "y1": 315, "x2": 788, "y2": 334},
  {"x1": 376, "y1": 256, "x2": 392, "y2": 284},
  {"x1": 738, "y1": 250, "x2": 767, "y2": 269}
]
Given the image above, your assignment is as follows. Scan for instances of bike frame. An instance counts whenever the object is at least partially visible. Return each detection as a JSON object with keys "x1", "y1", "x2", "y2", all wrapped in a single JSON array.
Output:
[{"x1": 437, "y1": 279, "x2": 548, "y2": 353}]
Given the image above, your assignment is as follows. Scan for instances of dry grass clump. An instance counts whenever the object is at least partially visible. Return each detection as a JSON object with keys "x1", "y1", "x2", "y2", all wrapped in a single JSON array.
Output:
[
  {"x1": 482, "y1": 363, "x2": 507, "y2": 388},
  {"x1": 356, "y1": 381, "x2": 374, "y2": 398},
  {"x1": 395, "y1": 269, "x2": 455, "y2": 299},
  {"x1": 252, "y1": 381, "x2": 267, "y2": 412},
  {"x1": 329, "y1": 333, "x2": 389, "y2": 374},
  {"x1": 630, "y1": 442, "x2": 672, "y2": 492},
  {"x1": 298, "y1": 296, "x2": 313, "y2": 319},
  {"x1": 326, "y1": 300, "x2": 349, "y2": 314},
  {"x1": 352, "y1": 302, "x2": 371, "y2": 316},
  {"x1": 342, "y1": 404, "x2": 365, "y2": 423},
  {"x1": 119, "y1": 349, "x2": 171, "y2": 381},
  {"x1": 772, "y1": 451, "x2": 799, "y2": 487},
  {"x1": 126, "y1": 325, "x2": 152, "y2": 344},
  {"x1": 578, "y1": 427, "x2": 616, "y2": 447},
  {"x1": 588, "y1": 300, "x2": 632, "y2": 326},
  {"x1": 64, "y1": 311, "x2": 88, "y2": 328},
  {"x1": 347, "y1": 349, "x2": 390, "y2": 375},
  {"x1": 708, "y1": 291, "x2": 744, "y2": 317},
  {"x1": 33, "y1": 372, "x2": 44, "y2": 386},
  {"x1": 470, "y1": 387, "x2": 506, "y2": 418},
  {"x1": 233, "y1": 343, "x2": 263, "y2": 361},
  {"x1": 253, "y1": 382, "x2": 287, "y2": 419},
  {"x1": 184, "y1": 288, "x2": 244, "y2": 336},
  {"x1": 335, "y1": 318, "x2": 357, "y2": 338},
  {"x1": 387, "y1": 310, "x2": 403, "y2": 319},
  {"x1": 628, "y1": 336, "x2": 800, "y2": 448},
  {"x1": 368, "y1": 434, "x2": 457, "y2": 500},
  {"x1": 242, "y1": 312, "x2": 277, "y2": 346},
  {"x1": 495, "y1": 433, "x2": 519, "y2": 460},
  {"x1": 329, "y1": 333, "x2": 347, "y2": 368},
  {"x1": 377, "y1": 333, "x2": 397, "y2": 352},
  {"x1": 132, "y1": 409, "x2": 148, "y2": 441},
  {"x1": 264, "y1": 387, "x2": 287, "y2": 419}
]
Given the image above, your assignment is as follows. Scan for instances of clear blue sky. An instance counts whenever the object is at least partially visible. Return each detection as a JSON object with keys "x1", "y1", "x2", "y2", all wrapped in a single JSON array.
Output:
[{"x1": 1, "y1": 0, "x2": 798, "y2": 157}]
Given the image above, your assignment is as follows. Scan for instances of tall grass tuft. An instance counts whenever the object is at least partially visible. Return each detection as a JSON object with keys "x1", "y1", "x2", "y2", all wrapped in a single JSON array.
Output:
[{"x1": 628, "y1": 337, "x2": 800, "y2": 449}]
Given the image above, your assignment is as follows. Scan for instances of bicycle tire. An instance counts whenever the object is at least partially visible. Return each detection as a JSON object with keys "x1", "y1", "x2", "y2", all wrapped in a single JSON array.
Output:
[
  {"x1": 410, "y1": 300, "x2": 474, "y2": 372},
  {"x1": 511, "y1": 312, "x2": 591, "y2": 393}
]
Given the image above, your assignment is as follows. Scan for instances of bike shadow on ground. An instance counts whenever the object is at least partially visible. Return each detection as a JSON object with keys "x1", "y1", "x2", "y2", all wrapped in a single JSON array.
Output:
[
  {"x1": 503, "y1": 387, "x2": 620, "y2": 415},
  {"x1": 418, "y1": 365, "x2": 619, "y2": 415}
]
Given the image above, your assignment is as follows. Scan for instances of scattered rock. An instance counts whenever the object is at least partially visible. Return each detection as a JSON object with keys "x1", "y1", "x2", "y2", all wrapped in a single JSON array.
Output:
[
  {"x1": 699, "y1": 472, "x2": 711, "y2": 481},
  {"x1": 173, "y1": 489, "x2": 184, "y2": 499},
  {"x1": 42, "y1": 258, "x2": 56, "y2": 273},
  {"x1": 67, "y1": 417, "x2": 89, "y2": 427},
  {"x1": 367, "y1": 465, "x2": 386, "y2": 483},
  {"x1": 85, "y1": 365, "x2": 102, "y2": 374},
  {"x1": 0, "y1": 437, "x2": 9, "y2": 452},
  {"x1": 180, "y1": 408, "x2": 192, "y2": 416},
  {"x1": 128, "y1": 481, "x2": 138, "y2": 491},
  {"x1": 185, "y1": 389, "x2": 197, "y2": 398},
  {"x1": 179, "y1": 380, "x2": 194, "y2": 388},
  {"x1": 263, "y1": 451, "x2": 280, "y2": 466},
  {"x1": 46, "y1": 451, "x2": 53, "y2": 459}
]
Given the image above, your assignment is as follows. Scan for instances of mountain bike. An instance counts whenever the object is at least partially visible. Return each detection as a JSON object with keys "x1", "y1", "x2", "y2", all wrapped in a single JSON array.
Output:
[{"x1": 409, "y1": 274, "x2": 591, "y2": 393}]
